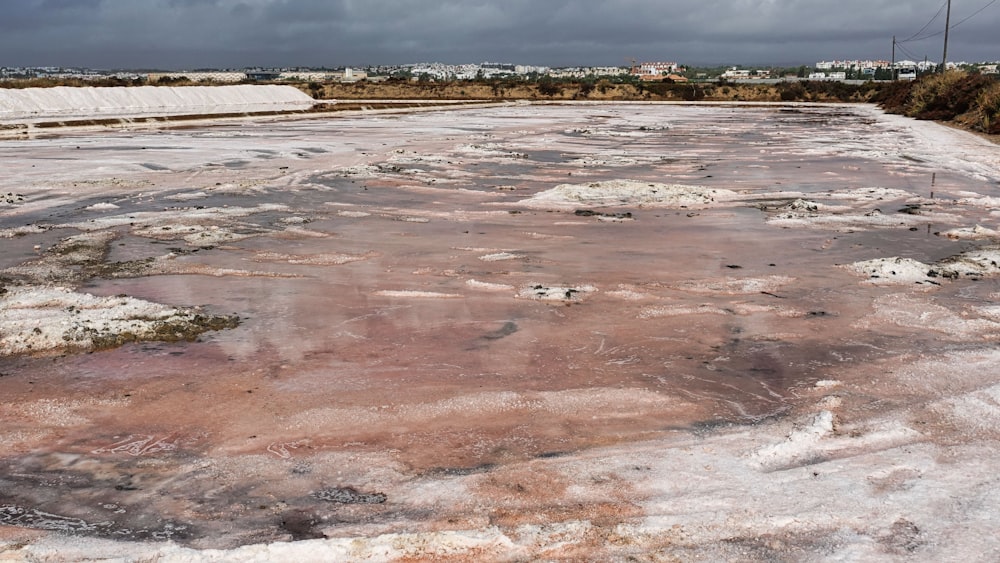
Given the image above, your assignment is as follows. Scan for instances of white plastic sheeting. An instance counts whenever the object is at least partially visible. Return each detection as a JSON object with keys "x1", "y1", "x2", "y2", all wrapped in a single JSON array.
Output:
[{"x1": 0, "y1": 85, "x2": 315, "y2": 123}]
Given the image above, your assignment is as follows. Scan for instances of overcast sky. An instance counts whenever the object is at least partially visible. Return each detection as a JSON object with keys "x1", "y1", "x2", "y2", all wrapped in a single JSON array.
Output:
[{"x1": 2, "y1": 0, "x2": 998, "y2": 69}]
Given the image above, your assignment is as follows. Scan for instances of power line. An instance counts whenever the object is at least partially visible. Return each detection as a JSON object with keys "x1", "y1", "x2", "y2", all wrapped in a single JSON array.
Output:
[
  {"x1": 899, "y1": 0, "x2": 998, "y2": 44},
  {"x1": 899, "y1": 0, "x2": 948, "y2": 43},
  {"x1": 950, "y1": 0, "x2": 998, "y2": 28},
  {"x1": 900, "y1": 25, "x2": 946, "y2": 43},
  {"x1": 894, "y1": 41, "x2": 923, "y2": 61}
]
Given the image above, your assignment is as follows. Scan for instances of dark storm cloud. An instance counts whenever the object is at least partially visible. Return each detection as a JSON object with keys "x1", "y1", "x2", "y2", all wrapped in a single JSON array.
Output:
[{"x1": 1, "y1": 0, "x2": 997, "y2": 69}]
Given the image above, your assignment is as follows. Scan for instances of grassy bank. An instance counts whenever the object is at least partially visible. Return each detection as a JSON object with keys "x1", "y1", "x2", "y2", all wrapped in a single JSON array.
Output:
[
  {"x1": 874, "y1": 71, "x2": 1000, "y2": 135},
  {"x1": 308, "y1": 78, "x2": 882, "y2": 104}
]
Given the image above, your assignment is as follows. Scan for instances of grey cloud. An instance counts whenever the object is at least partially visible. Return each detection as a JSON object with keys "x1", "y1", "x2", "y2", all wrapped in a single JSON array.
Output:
[
  {"x1": 40, "y1": 0, "x2": 103, "y2": 10},
  {"x1": 261, "y1": 0, "x2": 347, "y2": 22},
  {"x1": 0, "y1": 0, "x2": 996, "y2": 69},
  {"x1": 167, "y1": 0, "x2": 221, "y2": 6}
]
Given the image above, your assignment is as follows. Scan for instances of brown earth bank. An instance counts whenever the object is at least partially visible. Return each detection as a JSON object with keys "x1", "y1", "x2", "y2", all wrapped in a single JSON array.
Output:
[
  {"x1": 874, "y1": 70, "x2": 1000, "y2": 136},
  {"x1": 310, "y1": 74, "x2": 1000, "y2": 140},
  {"x1": 308, "y1": 78, "x2": 883, "y2": 104},
  {"x1": 5, "y1": 76, "x2": 876, "y2": 103}
]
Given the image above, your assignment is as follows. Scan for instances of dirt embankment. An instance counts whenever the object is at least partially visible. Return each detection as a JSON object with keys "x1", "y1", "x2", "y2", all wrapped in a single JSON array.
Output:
[
  {"x1": 304, "y1": 79, "x2": 883, "y2": 104},
  {"x1": 874, "y1": 71, "x2": 1000, "y2": 136}
]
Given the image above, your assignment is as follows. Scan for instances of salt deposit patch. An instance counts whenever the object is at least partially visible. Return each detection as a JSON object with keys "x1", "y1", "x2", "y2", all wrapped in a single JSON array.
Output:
[
  {"x1": 976, "y1": 305, "x2": 1000, "y2": 321},
  {"x1": 747, "y1": 410, "x2": 922, "y2": 472},
  {"x1": 518, "y1": 180, "x2": 739, "y2": 209},
  {"x1": 854, "y1": 294, "x2": 1000, "y2": 339},
  {"x1": 4, "y1": 397, "x2": 127, "y2": 428},
  {"x1": 253, "y1": 251, "x2": 375, "y2": 266},
  {"x1": 747, "y1": 410, "x2": 835, "y2": 471},
  {"x1": 638, "y1": 302, "x2": 798, "y2": 319},
  {"x1": 466, "y1": 279, "x2": 515, "y2": 292},
  {"x1": 62, "y1": 203, "x2": 288, "y2": 233},
  {"x1": 605, "y1": 285, "x2": 656, "y2": 301},
  {"x1": 826, "y1": 187, "x2": 914, "y2": 202},
  {"x1": 0, "y1": 225, "x2": 48, "y2": 239},
  {"x1": 335, "y1": 210, "x2": 372, "y2": 218},
  {"x1": 956, "y1": 195, "x2": 1000, "y2": 208},
  {"x1": 84, "y1": 202, "x2": 120, "y2": 211},
  {"x1": 672, "y1": 276, "x2": 795, "y2": 295},
  {"x1": 766, "y1": 209, "x2": 929, "y2": 231},
  {"x1": 517, "y1": 284, "x2": 597, "y2": 301},
  {"x1": 43, "y1": 529, "x2": 519, "y2": 561},
  {"x1": 0, "y1": 285, "x2": 237, "y2": 356},
  {"x1": 569, "y1": 155, "x2": 644, "y2": 167},
  {"x1": 387, "y1": 150, "x2": 450, "y2": 164},
  {"x1": 276, "y1": 216, "x2": 310, "y2": 226},
  {"x1": 842, "y1": 257, "x2": 936, "y2": 286},
  {"x1": 128, "y1": 224, "x2": 263, "y2": 246},
  {"x1": 932, "y1": 384, "x2": 1000, "y2": 436},
  {"x1": 480, "y1": 252, "x2": 524, "y2": 262},
  {"x1": 455, "y1": 143, "x2": 528, "y2": 160},
  {"x1": 932, "y1": 246, "x2": 1000, "y2": 279},
  {"x1": 288, "y1": 388, "x2": 680, "y2": 433},
  {"x1": 521, "y1": 231, "x2": 574, "y2": 240},
  {"x1": 938, "y1": 225, "x2": 1000, "y2": 240},
  {"x1": 182, "y1": 227, "x2": 261, "y2": 247},
  {"x1": 0, "y1": 230, "x2": 283, "y2": 284},
  {"x1": 329, "y1": 164, "x2": 382, "y2": 178},
  {"x1": 373, "y1": 290, "x2": 463, "y2": 299},
  {"x1": 2, "y1": 231, "x2": 116, "y2": 284},
  {"x1": 165, "y1": 191, "x2": 210, "y2": 202},
  {"x1": 845, "y1": 247, "x2": 1000, "y2": 285},
  {"x1": 759, "y1": 187, "x2": 958, "y2": 232}
]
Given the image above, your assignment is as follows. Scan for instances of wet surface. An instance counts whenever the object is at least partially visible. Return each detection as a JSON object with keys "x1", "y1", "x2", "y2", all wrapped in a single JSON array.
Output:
[{"x1": 2, "y1": 103, "x2": 1000, "y2": 556}]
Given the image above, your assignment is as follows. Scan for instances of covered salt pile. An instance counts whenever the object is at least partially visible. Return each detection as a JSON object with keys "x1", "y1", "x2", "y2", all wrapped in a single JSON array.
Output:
[{"x1": 0, "y1": 85, "x2": 315, "y2": 124}]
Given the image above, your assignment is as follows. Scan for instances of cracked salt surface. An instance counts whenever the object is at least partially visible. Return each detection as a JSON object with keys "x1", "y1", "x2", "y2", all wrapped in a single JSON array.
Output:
[{"x1": 3, "y1": 101, "x2": 1000, "y2": 561}]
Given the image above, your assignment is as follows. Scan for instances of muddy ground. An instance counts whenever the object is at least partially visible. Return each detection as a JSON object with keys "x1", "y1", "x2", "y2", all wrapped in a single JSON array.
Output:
[{"x1": 2, "y1": 102, "x2": 1000, "y2": 561}]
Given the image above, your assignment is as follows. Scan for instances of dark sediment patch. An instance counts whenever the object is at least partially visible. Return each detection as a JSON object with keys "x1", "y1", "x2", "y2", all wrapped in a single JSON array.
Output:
[{"x1": 312, "y1": 487, "x2": 387, "y2": 505}]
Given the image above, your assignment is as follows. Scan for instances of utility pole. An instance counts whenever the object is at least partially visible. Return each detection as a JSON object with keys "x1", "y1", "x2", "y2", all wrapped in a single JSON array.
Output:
[
  {"x1": 941, "y1": 0, "x2": 952, "y2": 72},
  {"x1": 892, "y1": 36, "x2": 897, "y2": 81}
]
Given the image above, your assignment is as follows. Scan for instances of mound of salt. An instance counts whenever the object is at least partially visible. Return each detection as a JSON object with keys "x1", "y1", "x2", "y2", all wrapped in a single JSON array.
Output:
[
  {"x1": 938, "y1": 225, "x2": 1000, "y2": 240},
  {"x1": 518, "y1": 180, "x2": 738, "y2": 209},
  {"x1": 0, "y1": 285, "x2": 236, "y2": 356},
  {"x1": 673, "y1": 275, "x2": 796, "y2": 295},
  {"x1": 0, "y1": 85, "x2": 314, "y2": 123},
  {"x1": 845, "y1": 247, "x2": 1000, "y2": 285},
  {"x1": 842, "y1": 257, "x2": 935, "y2": 285},
  {"x1": 518, "y1": 284, "x2": 597, "y2": 301}
]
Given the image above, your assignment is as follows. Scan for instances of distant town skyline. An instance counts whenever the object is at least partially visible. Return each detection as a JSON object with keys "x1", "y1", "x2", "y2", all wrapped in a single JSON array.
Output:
[{"x1": 1, "y1": 0, "x2": 998, "y2": 70}]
